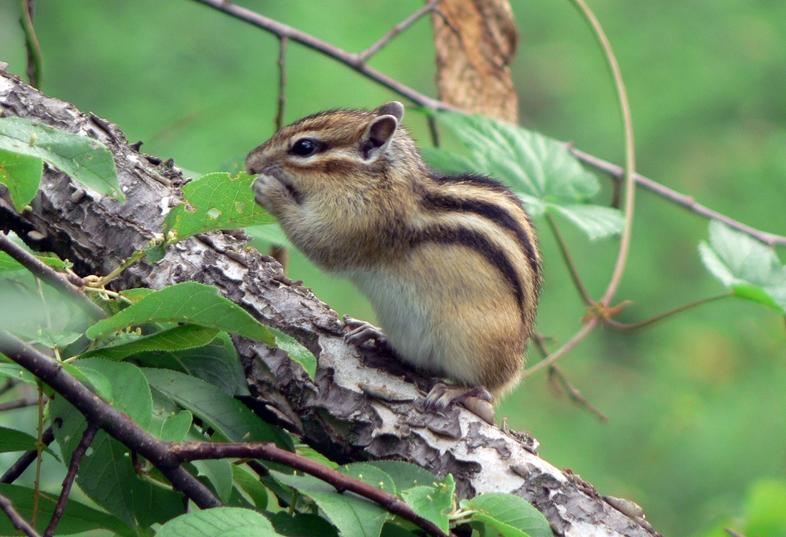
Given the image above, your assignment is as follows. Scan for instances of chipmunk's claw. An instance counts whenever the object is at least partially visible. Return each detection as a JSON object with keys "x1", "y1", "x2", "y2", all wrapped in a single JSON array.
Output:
[
  {"x1": 343, "y1": 316, "x2": 388, "y2": 349},
  {"x1": 423, "y1": 383, "x2": 495, "y2": 424}
]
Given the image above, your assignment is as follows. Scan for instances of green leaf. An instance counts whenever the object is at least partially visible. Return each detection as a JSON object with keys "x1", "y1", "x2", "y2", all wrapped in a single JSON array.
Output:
[
  {"x1": 135, "y1": 331, "x2": 249, "y2": 396},
  {"x1": 0, "y1": 426, "x2": 57, "y2": 458},
  {"x1": 165, "y1": 171, "x2": 275, "y2": 241},
  {"x1": 0, "y1": 363, "x2": 38, "y2": 385},
  {"x1": 0, "y1": 483, "x2": 132, "y2": 536},
  {"x1": 156, "y1": 507, "x2": 282, "y2": 537},
  {"x1": 63, "y1": 361, "x2": 114, "y2": 402},
  {"x1": 85, "y1": 282, "x2": 274, "y2": 344},
  {"x1": 51, "y1": 360, "x2": 183, "y2": 527},
  {"x1": 159, "y1": 410, "x2": 193, "y2": 441},
  {"x1": 463, "y1": 493, "x2": 553, "y2": 537},
  {"x1": 365, "y1": 461, "x2": 441, "y2": 491},
  {"x1": 194, "y1": 458, "x2": 234, "y2": 502},
  {"x1": 698, "y1": 221, "x2": 786, "y2": 313},
  {"x1": 0, "y1": 148, "x2": 42, "y2": 211},
  {"x1": 271, "y1": 512, "x2": 339, "y2": 537},
  {"x1": 400, "y1": 474, "x2": 454, "y2": 534},
  {"x1": 270, "y1": 327, "x2": 317, "y2": 379},
  {"x1": 233, "y1": 465, "x2": 269, "y2": 510},
  {"x1": 295, "y1": 444, "x2": 338, "y2": 470},
  {"x1": 422, "y1": 110, "x2": 622, "y2": 239},
  {"x1": 0, "y1": 116, "x2": 123, "y2": 200},
  {"x1": 340, "y1": 462, "x2": 397, "y2": 495},
  {"x1": 548, "y1": 204, "x2": 624, "y2": 240},
  {"x1": 143, "y1": 367, "x2": 292, "y2": 448},
  {"x1": 81, "y1": 324, "x2": 220, "y2": 360},
  {"x1": 75, "y1": 359, "x2": 154, "y2": 428},
  {"x1": 271, "y1": 470, "x2": 388, "y2": 537},
  {"x1": 246, "y1": 223, "x2": 295, "y2": 251}
]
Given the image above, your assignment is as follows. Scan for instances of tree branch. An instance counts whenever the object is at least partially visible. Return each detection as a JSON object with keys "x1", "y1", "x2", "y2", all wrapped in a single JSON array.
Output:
[
  {"x1": 171, "y1": 441, "x2": 454, "y2": 537},
  {"x1": 0, "y1": 425, "x2": 56, "y2": 484},
  {"x1": 0, "y1": 330, "x2": 221, "y2": 509},
  {"x1": 569, "y1": 147, "x2": 786, "y2": 247},
  {"x1": 0, "y1": 233, "x2": 105, "y2": 319},
  {"x1": 0, "y1": 69, "x2": 660, "y2": 536},
  {"x1": 0, "y1": 492, "x2": 41, "y2": 537},
  {"x1": 42, "y1": 423, "x2": 98, "y2": 537},
  {"x1": 357, "y1": 0, "x2": 440, "y2": 63}
]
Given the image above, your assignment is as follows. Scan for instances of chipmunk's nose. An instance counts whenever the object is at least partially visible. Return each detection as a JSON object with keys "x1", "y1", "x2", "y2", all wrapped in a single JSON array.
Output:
[{"x1": 245, "y1": 151, "x2": 269, "y2": 175}]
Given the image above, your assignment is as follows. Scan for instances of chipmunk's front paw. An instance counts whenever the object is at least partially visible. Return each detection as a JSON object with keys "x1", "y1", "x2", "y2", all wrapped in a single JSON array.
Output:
[
  {"x1": 252, "y1": 171, "x2": 296, "y2": 214},
  {"x1": 423, "y1": 383, "x2": 495, "y2": 424},
  {"x1": 343, "y1": 316, "x2": 389, "y2": 350}
]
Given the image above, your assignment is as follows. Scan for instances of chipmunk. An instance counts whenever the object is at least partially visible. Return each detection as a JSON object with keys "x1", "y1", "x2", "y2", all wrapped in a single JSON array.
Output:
[{"x1": 246, "y1": 102, "x2": 541, "y2": 423}]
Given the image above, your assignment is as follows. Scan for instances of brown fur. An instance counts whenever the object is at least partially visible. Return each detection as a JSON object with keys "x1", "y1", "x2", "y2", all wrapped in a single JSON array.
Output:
[{"x1": 247, "y1": 103, "x2": 540, "y2": 400}]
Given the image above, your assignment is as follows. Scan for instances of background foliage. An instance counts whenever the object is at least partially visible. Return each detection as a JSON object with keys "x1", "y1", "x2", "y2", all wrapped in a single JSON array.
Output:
[{"x1": 1, "y1": 1, "x2": 784, "y2": 535}]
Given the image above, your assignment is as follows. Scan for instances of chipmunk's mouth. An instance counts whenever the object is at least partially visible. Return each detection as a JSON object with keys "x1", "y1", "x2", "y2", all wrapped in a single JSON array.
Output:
[{"x1": 255, "y1": 168, "x2": 303, "y2": 205}]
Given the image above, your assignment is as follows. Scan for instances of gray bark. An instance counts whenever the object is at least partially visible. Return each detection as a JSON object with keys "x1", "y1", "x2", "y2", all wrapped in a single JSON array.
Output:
[{"x1": 0, "y1": 69, "x2": 660, "y2": 537}]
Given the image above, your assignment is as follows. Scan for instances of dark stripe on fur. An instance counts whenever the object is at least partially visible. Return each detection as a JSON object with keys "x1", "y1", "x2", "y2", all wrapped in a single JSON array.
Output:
[
  {"x1": 430, "y1": 173, "x2": 522, "y2": 206},
  {"x1": 411, "y1": 226, "x2": 525, "y2": 317},
  {"x1": 421, "y1": 191, "x2": 540, "y2": 279}
]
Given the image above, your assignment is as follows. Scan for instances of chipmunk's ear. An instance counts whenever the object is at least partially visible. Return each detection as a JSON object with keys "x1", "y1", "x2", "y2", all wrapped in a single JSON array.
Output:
[
  {"x1": 360, "y1": 107, "x2": 401, "y2": 161},
  {"x1": 374, "y1": 101, "x2": 404, "y2": 122}
]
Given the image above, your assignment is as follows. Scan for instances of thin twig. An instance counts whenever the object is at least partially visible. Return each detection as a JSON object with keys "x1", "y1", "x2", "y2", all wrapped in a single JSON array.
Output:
[
  {"x1": 1, "y1": 425, "x2": 56, "y2": 484},
  {"x1": 30, "y1": 382, "x2": 45, "y2": 527},
  {"x1": 0, "y1": 492, "x2": 41, "y2": 537},
  {"x1": 570, "y1": 147, "x2": 786, "y2": 247},
  {"x1": 171, "y1": 441, "x2": 455, "y2": 537},
  {"x1": 532, "y1": 333, "x2": 607, "y2": 421},
  {"x1": 357, "y1": 0, "x2": 440, "y2": 63},
  {"x1": 521, "y1": 319, "x2": 598, "y2": 380},
  {"x1": 544, "y1": 213, "x2": 593, "y2": 305},
  {"x1": 0, "y1": 378, "x2": 16, "y2": 397},
  {"x1": 0, "y1": 331, "x2": 221, "y2": 509},
  {"x1": 0, "y1": 396, "x2": 39, "y2": 411},
  {"x1": 604, "y1": 293, "x2": 731, "y2": 331},
  {"x1": 0, "y1": 233, "x2": 105, "y2": 319},
  {"x1": 274, "y1": 35, "x2": 287, "y2": 131},
  {"x1": 427, "y1": 114, "x2": 440, "y2": 147},
  {"x1": 43, "y1": 423, "x2": 99, "y2": 537},
  {"x1": 190, "y1": 0, "x2": 786, "y2": 250},
  {"x1": 19, "y1": 0, "x2": 42, "y2": 89},
  {"x1": 570, "y1": 0, "x2": 636, "y2": 306},
  {"x1": 270, "y1": 34, "x2": 290, "y2": 271},
  {"x1": 191, "y1": 0, "x2": 445, "y2": 109}
]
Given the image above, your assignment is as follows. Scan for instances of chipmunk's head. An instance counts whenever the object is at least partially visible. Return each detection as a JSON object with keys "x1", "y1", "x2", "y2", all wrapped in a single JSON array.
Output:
[
  {"x1": 246, "y1": 102, "x2": 421, "y2": 268},
  {"x1": 246, "y1": 101, "x2": 422, "y2": 210}
]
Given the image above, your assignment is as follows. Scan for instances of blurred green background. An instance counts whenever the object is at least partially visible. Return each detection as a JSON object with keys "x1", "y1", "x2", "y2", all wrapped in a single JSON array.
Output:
[{"x1": 1, "y1": 1, "x2": 784, "y2": 535}]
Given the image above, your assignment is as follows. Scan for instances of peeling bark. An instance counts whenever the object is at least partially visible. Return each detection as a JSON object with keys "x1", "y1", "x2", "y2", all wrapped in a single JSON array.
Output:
[
  {"x1": 0, "y1": 70, "x2": 660, "y2": 537},
  {"x1": 432, "y1": 0, "x2": 519, "y2": 122}
]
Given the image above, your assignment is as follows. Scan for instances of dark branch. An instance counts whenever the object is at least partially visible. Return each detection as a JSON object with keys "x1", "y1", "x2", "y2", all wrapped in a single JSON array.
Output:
[
  {"x1": 0, "y1": 396, "x2": 39, "y2": 411},
  {"x1": 171, "y1": 441, "x2": 455, "y2": 537},
  {"x1": 0, "y1": 331, "x2": 221, "y2": 509},
  {"x1": 274, "y1": 35, "x2": 287, "y2": 131},
  {"x1": 19, "y1": 0, "x2": 42, "y2": 89},
  {"x1": 0, "y1": 425, "x2": 56, "y2": 484},
  {"x1": 0, "y1": 492, "x2": 41, "y2": 537},
  {"x1": 0, "y1": 233, "x2": 105, "y2": 319},
  {"x1": 191, "y1": 0, "x2": 445, "y2": 109},
  {"x1": 43, "y1": 423, "x2": 99, "y2": 537},
  {"x1": 570, "y1": 148, "x2": 786, "y2": 247}
]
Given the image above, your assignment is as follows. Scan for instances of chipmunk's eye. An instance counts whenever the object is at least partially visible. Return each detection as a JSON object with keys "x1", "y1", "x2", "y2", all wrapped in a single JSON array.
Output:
[{"x1": 290, "y1": 138, "x2": 320, "y2": 157}]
